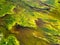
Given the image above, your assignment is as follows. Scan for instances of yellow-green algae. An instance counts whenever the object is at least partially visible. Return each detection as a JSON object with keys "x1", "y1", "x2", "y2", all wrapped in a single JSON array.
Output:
[{"x1": 0, "y1": 0, "x2": 60, "y2": 45}]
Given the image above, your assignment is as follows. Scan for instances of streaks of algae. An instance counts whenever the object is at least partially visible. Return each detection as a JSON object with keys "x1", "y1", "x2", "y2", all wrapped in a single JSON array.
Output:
[{"x1": 0, "y1": 0, "x2": 60, "y2": 45}]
